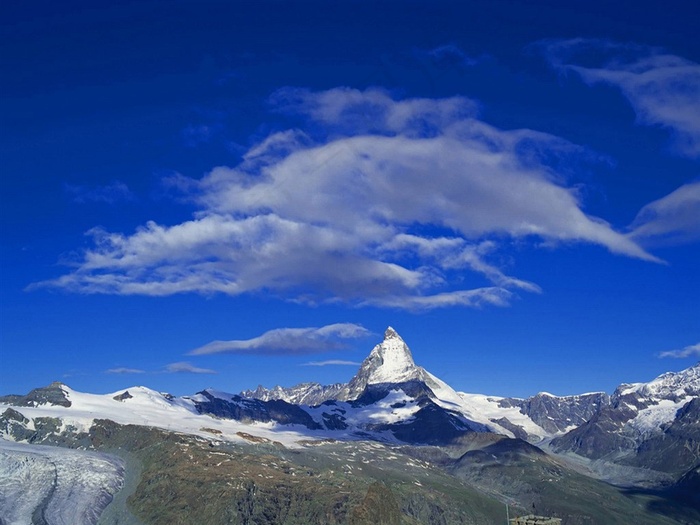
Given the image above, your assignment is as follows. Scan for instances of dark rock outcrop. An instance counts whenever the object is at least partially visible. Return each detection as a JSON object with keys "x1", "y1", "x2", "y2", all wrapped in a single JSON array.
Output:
[
  {"x1": 0, "y1": 382, "x2": 71, "y2": 408},
  {"x1": 193, "y1": 390, "x2": 323, "y2": 430}
]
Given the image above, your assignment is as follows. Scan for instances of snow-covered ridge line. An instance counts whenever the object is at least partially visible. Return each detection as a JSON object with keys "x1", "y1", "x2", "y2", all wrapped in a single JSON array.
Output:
[
  {"x1": 0, "y1": 385, "x2": 349, "y2": 449},
  {"x1": 2, "y1": 330, "x2": 698, "y2": 449}
]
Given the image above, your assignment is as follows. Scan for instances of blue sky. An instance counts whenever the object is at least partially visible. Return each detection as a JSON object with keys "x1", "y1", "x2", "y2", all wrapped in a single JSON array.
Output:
[{"x1": 2, "y1": 0, "x2": 699, "y2": 399}]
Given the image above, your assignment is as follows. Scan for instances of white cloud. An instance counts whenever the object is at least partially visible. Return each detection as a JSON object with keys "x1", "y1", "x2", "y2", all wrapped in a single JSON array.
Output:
[
  {"x1": 35, "y1": 88, "x2": 659, "y2": 308},
  {"x1": 105, "y1": 367, "x2": 145, "y2": 374},
  {"x1": 189, "y1": 323, "x2": 370, "y2": 355},
  {"x1": 541, "y1": 39, "x2": 700, "y2": 158},
  {"x1": 302, "y1": 360, "x2": 362, "y2": 367},
  {"x1": 269, "y1": 87, "x2": 478, "y2": 137},
  {"x1": 361, "y1": 287, "x2": 514, "y2": 310},
  {"x1": 628, "y1": 181, "x2": 700, "y2": 246},
  {"x1": 164, "y1": 362, "x2": 217, "y2": 374},
  {"x1": 659, "y1": 342, "x2": 700, "y2": 359}
]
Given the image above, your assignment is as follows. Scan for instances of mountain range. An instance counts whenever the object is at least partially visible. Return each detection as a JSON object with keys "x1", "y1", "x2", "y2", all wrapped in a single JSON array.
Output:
[{"x1": 2, "y1": 327, "x2": 699, "y2": 524}]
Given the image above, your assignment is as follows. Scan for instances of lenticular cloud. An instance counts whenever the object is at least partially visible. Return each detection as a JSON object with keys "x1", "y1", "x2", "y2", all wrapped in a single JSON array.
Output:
[{"x1": 34, "y1": 88, "x2": 657, "y2": 310}]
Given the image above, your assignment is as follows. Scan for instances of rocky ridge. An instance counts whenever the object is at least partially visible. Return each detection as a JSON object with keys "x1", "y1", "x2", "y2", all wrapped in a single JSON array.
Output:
[{"x1": 551, "y1": 363, "x2": 700, "y2": 475}]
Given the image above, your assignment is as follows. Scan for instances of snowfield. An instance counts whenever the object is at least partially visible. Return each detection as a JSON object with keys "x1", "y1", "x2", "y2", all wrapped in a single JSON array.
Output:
[
  {"x1": 0, "y1": 439, "x2": 124, "y2": 525},
  {"x1": 627, "y1": 398, "x2": 690, "y2": 434},
  {"x1": 0, "y1": 385, "x2": 394, "y2": 449}
]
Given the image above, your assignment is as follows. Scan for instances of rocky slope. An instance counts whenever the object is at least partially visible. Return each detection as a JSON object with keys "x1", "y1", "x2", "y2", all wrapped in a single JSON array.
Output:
[
  {"x1": 551, "y1": 362, "x2": 700, "y2": 475},
  {"x1": 496, "y1": 391, "x2": 609, "y2": 434}
]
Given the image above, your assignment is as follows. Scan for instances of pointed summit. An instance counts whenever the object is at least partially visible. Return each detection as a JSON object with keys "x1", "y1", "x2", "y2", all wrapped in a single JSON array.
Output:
[
  {"x1": 341, "y1": 327, "x2": 418, "y2": 398},
  {"x1": 384, "y1": 326, "x2": 399, "y2": 339},
  {"x1": 370, "y1": 327, "x2": 416, "y2": 382}
]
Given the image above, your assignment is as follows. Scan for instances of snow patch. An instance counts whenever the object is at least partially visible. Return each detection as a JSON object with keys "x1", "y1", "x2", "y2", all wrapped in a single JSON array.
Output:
[{"x1": 627, "y1": 398, "x2": 689, "y2": 434}]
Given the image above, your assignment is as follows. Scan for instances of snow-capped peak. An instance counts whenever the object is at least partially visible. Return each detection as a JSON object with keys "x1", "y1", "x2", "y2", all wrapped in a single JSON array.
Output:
[
  {"x1": 364, "y1": 327, "x2": 417, "y2": 384},
  {"x1": 383, "y1": 326, "x2": 400, "y2": 340},
  {"x1": 617, "y1": 361, "x2": 700, "y2": 400}
]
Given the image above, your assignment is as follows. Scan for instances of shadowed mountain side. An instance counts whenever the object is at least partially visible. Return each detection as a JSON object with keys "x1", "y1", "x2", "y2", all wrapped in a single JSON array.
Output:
[{"x1": 445, "y1": 436, "x2": 685, "y2": 525}]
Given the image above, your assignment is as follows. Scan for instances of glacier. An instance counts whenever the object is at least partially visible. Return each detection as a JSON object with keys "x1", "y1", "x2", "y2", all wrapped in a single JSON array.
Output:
[{"x1": 0, "y1": 439, "x2": 124, "y2": 525}]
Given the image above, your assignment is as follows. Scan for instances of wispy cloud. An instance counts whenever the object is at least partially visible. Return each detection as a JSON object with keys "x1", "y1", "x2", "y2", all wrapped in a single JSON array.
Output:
[
  {"x1": 539, "y1": 40, "x2": 700, "y2": 251},
  {"x1": 628, "y1": 180, "x2": 700, "y2": 246},
  {"x1": 164, "y1": 362, "x2": 217, "y2": 374},
  {"x1": 539, "y1": 38, "x2": 700, "y2": 158},
  {"x1": 422, "y1": 44, "x2": 481, "y2": 68},
  {"x1": 64, "y1": 180, "x2": 135, "y2": 204},
  {"x1": 106, "y1": 367, "x2": 146, "y2": 374},
  {"x1": 35, "y1": 88, "x2": 659, "y2": 309},
  {"x1": 659, "y1": 342, "x2": 700, "y2": 359},
  {"x1": 302, "y1": 360, "x2": 362, "y2": 367},
  {"x1": 189, "y1": 323, "x2": 370, "y2": 356}
]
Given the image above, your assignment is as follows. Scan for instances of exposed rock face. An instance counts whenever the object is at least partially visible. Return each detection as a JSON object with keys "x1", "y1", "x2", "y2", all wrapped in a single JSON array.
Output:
[
  {"x1": 348, "y1": 327, "x2": 419, "y2": 388},
  {"x1": 193, "y1": 390, "x2": 323, "y2": 430},
  {"x1": 499, "y1": 392, "x2": 609, "y2": 434},
  {"x1": 374, "y1": 400, "x2": 473, "y2": 445},
  {"x1": 241, "y1": 382, "x2": 347, "y2": 406},
  {"x1": 0, "y1": 382, "x2": 72, "y2": 408},
  {"x1": 1, "y1": 408, "x2": 34, "y2": 442},
  {"x1": 113, "y1": 390, "x2": 134, "y2": 402},
  {"x1": 631, "y1": 397, "x2": 700, "y2": 474},
  {"x1": 551, "y1": 362, "x2": 700, "y2": 475},
  {"x1": 488, "y1": 417, "x2": 531, "y2": 441}
]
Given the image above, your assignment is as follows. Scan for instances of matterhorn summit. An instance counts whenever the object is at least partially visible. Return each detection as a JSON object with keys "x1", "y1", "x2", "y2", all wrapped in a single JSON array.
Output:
[
  {"x1": 361, "y1": 326, "x2": 418, "y2": 385},
  {"x1": 338, "y1": 327, "x2": 465, "y2": 406}
]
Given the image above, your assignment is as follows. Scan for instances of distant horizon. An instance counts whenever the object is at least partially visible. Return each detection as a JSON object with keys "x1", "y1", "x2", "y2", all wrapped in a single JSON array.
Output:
[
  {"x1": 2, "y1": 1, "x2": 698, "y2": 400},
  {"x1": 4, "y1": 327, "x2": 699, "y2": 401}
]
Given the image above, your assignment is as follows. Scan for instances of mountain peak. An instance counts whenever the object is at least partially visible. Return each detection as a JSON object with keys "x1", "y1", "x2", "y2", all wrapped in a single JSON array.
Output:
[
  {"x1": 365, "y1": 328, "x2": 417, "y2": 384},
  {"x1": 338, "y1": 328, "x2": 422, "y2": 400},
  {"x1": 384, "y1": 326, "x2": 400, "y2": 340},
  {"x1": 616, "y1": 360, "x2": 700, "y2": 400}
]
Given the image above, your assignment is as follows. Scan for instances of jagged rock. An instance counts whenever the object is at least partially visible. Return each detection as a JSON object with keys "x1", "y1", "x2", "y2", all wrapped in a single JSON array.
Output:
[
  {"x1": 1, "y1": 407, "x2": 28, "y2": 424},
  {"x1": 113, "y1": 390, "x2": 134, "y2": 401},
  {"x1": 490, "y1": 417, "x2": 531, "y2": 441},
  {"x1": 0, "y1": 382, "x2": 71, "y2": 408},
  {"x1": 193, "y1": 390, "x2": 323, "y2": 430},
  {"x1": 499, "y1": 392, "x2": 609, "y2": 434},
  {"x1": 1, "y1": 408, "x2": 34, "y2": 441},
  {"x1": 552, "y1": 362, "x2": 700, "y2": 474}
]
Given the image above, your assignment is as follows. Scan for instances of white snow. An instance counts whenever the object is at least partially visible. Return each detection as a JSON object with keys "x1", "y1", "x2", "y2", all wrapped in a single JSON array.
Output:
[
  {"x1": 0, "y1": 385, "x2": 351, "y2": 449},
  {"x1": 8, "y1": 329, "x2": 691, "y2": 451},
  {"x1": 619, "y1": 364, "x2": 700, "y2": 399},
  {"x1": 627, "y1": 398, "x2": 688, "y2": 434},
  {"x1": 306, "y1": 390, "x2": 421, "y2": 429},
  {"x1": 349, "y1": 328, "x2": 553, "y2": 439},
  {"x1": 455, "y1": 392, "x2": 549, "y2": 438},
  {"x1": 366, "y1": 328, "x2": 418, "y2": 384}
]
